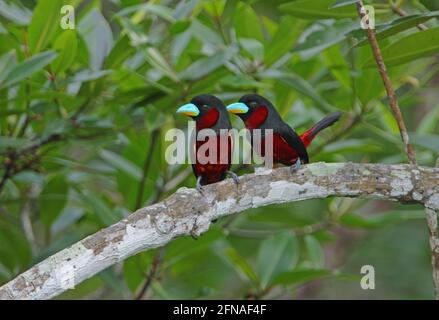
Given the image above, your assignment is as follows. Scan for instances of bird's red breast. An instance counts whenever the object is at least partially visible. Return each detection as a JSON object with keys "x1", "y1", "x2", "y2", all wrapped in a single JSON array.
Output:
[
  {"x1": 244, "y1": 105, "x2": 269, "y2": 129},
  {"x1": 193, "y1": 134, "x2": 232, "y2": 185},
  {"x1": 192, "y1": 108, "x2": 232, "y2": 185},
  {"x1": 196, "y1": 108, "x2": 220, "y2": 130}
]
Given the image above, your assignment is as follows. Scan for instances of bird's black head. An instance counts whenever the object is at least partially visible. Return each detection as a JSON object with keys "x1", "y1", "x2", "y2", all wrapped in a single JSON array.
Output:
[
  {"x1": 226, "y1": 94, "x2": 280, "y2": 126},
  {"x1": 176, "y1": 94, "x2": 230, "y2": 129}
]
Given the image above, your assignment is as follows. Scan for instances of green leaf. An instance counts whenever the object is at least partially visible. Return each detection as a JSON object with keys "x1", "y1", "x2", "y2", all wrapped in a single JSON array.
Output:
[
  {"x1": 170, "y1": 20, "x2": 191, "y2": 35},
  {"x1": 78, "y1": 8, "x2": 113, "y2": 70},
  {"x1": 99, "y1": 149, "x2": 142, "y2": 181},
  {"x1": 350, "y1": 11, "x2": 439, "y2": 47},
  {"x1": 409, "y1": 132, "x2": 439, "y2": 152},
  {"x1": 51, "y1": 30, "x2": 78, "y2": 73},
  {"x1": 219, "y1": 74, "x2": 268, "y2": 89},
  {"x1": 339, "y1": 210, "x2": 425, "y2": 229},
  {"x1": 0, "y1": 136, "x2": 30, "y2": 151},
  {"x1": 239, "y1": 38, "x2": 264, "y2": 61},
  {"x1": 68, "y1": 70, "x2": 112, "y2": 83},
  {"x1": 179, "y1": 50, "x2": 231, "y2": 81},
  {"x1": 320, "y1": 139, "x2": 382, "y2": 154},
  {"x1": 30, "y1": 102, "x2": 58, "y2": 115},
  {"x1": 272, "y1": 269, "x2": 332, "y2": 285},
  {"x1": 165, "y1": 228, "x2": 224, "y2": 266},
  {"x1": 99, "y1": 268, "x2": 129, "y2": 297},
  {"x1": 39, "y1": 175, "x2": 69, "y2": 227},
  {"x1": 0, "y1": 50, "x2": 58, "y2": 88},
  {"x1": 115, "y1": 3, "x2": 175, "y2": 22},
  {"x1": 105, "y1": 35, "x2": 134, "y2": 69},
  {"x1": 322, "y1": 44, "x2": 351, "y2": 89},
  {"x1": 50, "y1": 207, "x2": 84, "y2": 234},
  {"x1": 28, "y1": 0, "x2": 63, "y2": 54},
  {"x1": 260, "y1": 70, "x2": 333, "y2": 112},
  {"x1": 224, "y1": 247, "x2": 260, "y2": 285},
  {"x1": 364, "y1": 27, "x2": 439, "y2": 67},
  {"x1": 280, "y1": 0, "x2": 357, "y2": 19},
  {"x1": 0, "y1": 1, "x2": 31, "y2": 25},
  {"x1": 293, "y1": 20, "x2": 357, "y2": 58},
  {"x1": 77, "y1": 190, "x2": 120, "y2": 225},
  {"x1": 190, "y1": 20, "x2": 222, "y2": 45},
  {"x1": 234, "y1": 3, "x2": 264, "y2": 42},
  {"x1": 144, "y1": 47, "x2": 179, "y2": 82},
  {"x1": 304, "y1": 235, "x2": 325, "y2": 268},
  {"x1": 329, "y1": 0, "x2": 358, "y2": 9},
  {"x1": 123, "y1": 252, "x2": 154, "y2": 292},
  {"x1": 0, "y1": 50, "x2": 17, "y2": 84},
  {"x1": 354, "y1": 45, "x2": 384, "y2": 104},
  {"x1": 256, "y1": 231, "x2": 299, "y2": 289},
  {"x1": 265, "y1": 17, "x2": 306, "y2": 66},
  {"x1": 418, "y1": 104, "x2": 439, "y2": 134}
]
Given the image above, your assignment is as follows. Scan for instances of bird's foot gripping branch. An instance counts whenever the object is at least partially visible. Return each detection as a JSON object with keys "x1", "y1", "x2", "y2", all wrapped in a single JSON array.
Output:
[{"x1": 1, "y1": 162, "x2": 439, "y2": 300}]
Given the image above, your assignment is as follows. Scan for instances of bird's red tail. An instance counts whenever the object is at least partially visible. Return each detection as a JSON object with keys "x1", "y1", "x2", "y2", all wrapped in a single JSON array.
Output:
[{"x1": 300, "y1": 111, "x2": 342, "y2": 147}]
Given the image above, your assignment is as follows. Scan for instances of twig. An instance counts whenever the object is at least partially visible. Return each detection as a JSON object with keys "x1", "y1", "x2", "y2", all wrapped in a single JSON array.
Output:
[
  {"x1": 134, "y1": 129, "x2": 160, "y2": 210},
  {"x1": 388, "y1": 0, "x2": 428, "y2": 31},
  {"x1": 17, "y1": 32, "x2": 32, "y2": 137},
  {"x1": 0, "y1": 107, "x2": 112, "y2": 195},
  {"x1": 313, "y1": 112, "x2": 362, "y2": 155},
  {"x1": 0, "y1": 156, "x2": 15, "y2": 193},
  {"x1": 20, "y1": 201, "x2": 38, "y2": 256},
  {"x1": 226, "y1": 221, "x2": 330, "y2": 239},
  {"x1": 356, "y1": 0, "x2": 417, "y2": 165},
  {"x1": 358, "y1": 0, "x2": 435, "y2": 298},
  {"x1": 135, "y1": 247, "x2": 164, "y2": 300}
]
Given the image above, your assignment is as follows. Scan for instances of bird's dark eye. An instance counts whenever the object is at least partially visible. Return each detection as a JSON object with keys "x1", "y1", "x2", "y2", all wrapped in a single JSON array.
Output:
[
  {"x1": 249, "y1": 102, "x2": 258, "y2": 108},
  {"x1": 202, "y1": 104, "x2": 209, "y2": 109}
]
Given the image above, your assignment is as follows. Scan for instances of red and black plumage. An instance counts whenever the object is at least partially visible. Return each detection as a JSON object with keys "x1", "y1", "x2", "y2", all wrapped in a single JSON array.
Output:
[
  {"x1": 177, "y1": 94, "x2": 235, "y2": 188},
  {"x1": 227, "y1": 94, "x2": 341, "y2": 167}
]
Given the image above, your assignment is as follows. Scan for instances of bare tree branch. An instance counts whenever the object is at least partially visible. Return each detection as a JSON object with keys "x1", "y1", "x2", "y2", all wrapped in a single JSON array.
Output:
[
  {"x1": 1, "y1": 162, "x2": 439, "y2": 300},
  {"x1": 135, "y1": 247, "x2": 165, "y2": 300},
  {"x1": 356, "y1": 0, "x2": 417, "y2": 165}
]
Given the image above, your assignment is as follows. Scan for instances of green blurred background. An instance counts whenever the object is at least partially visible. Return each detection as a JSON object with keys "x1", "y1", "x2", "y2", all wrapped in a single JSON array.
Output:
[{"x1": 0, "y1": 0, "x2": 438, "y2": 299}]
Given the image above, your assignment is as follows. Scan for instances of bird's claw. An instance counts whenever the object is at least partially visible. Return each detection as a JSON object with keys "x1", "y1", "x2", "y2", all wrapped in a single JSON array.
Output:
[
  {"x1": 190, "y1": 228, "x2": 199, "y2": 240},
  {"x1": 190, "y1": 215, "x2": 199, "y2": 240},
  {"x1": 227, "y1": 171, "x2": 240, "y2": 186},
  {"x1": 290, "y1": 158, "x2": 302, "y2": 174},
  {"x1": 196, "y1": 176, "x2": 205, "y2": 195}
]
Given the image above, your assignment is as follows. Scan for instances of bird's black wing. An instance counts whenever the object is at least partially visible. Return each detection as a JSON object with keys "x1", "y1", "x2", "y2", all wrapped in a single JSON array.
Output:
[{"x1": 278, "y1": 124, "x2": 309, "y2": 164}]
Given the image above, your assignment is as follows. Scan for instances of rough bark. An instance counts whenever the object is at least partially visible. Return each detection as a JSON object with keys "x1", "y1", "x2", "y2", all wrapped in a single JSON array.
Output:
[{"x1": 1, "y1": 162, "x2": 439, "y2": 300}]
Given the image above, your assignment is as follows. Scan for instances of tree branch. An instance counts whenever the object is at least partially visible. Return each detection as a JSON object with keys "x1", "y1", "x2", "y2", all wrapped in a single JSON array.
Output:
[
  {"x1": 135, "y1": 247, "x2": 164, "y2": 300},
  {"x1": 356, "y1": 0, "x2": 417, "y2": 165},
  {"x1": 425, "y1": 207, "x2": 439, "y2": 299},
  {"x1": 1, "y1": 162, "x2": 439, "y2": 300}
]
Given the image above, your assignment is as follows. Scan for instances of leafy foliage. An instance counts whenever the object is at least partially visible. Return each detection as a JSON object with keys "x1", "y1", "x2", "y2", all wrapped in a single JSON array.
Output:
[{"x1": 0, "y1": 0, "x2": 438, "y2": 299}]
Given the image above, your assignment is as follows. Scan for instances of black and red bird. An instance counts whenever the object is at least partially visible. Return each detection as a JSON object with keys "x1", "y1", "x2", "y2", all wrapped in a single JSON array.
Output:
[
  {"x1": 176, "y1": 94, "x2": 238, "y2": 192},
  {"x1": 226, "y1": 94, "x2": 341, "y2": 170}
]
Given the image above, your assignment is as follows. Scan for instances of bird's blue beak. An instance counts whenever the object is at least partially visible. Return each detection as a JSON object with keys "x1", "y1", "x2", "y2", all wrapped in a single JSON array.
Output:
[
  {"x1": 226, "y1": 102, "x2": 249, "y2": 114},
  {"x1": 176, "y1": 103, "x2": 200, "y2": 117}
]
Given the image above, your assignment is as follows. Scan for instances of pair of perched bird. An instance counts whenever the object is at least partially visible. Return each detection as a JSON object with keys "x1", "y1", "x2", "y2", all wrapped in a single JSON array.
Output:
[{"x1": 176, "y1": 94, "x2": 341, "y2": 191}]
